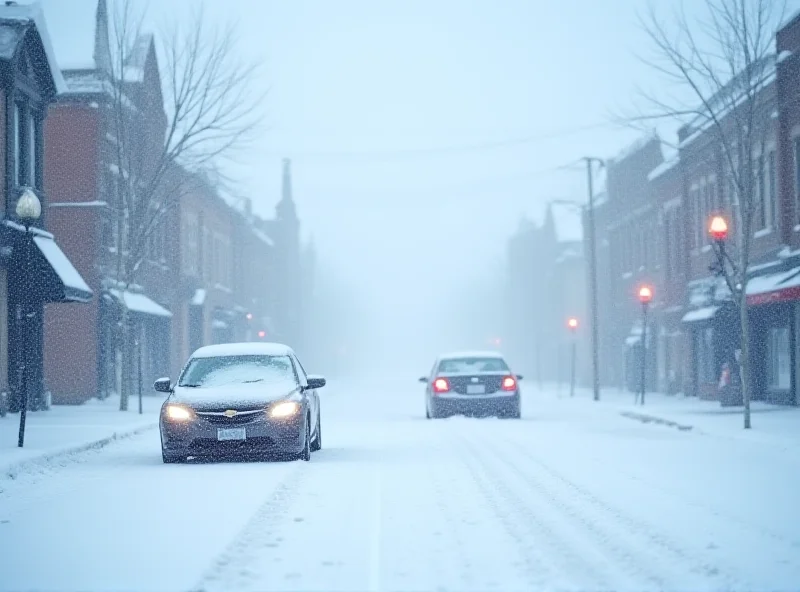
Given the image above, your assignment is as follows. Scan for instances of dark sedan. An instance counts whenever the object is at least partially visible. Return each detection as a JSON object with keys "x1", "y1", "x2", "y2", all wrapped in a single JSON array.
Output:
[{"x1": 155, "y1": 342, "x2": 325, "y2": 463}]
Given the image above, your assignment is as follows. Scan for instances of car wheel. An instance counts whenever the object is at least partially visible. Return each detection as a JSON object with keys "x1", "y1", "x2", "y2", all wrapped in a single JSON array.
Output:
[
  {"x1": 501, "y1": 402, "x2": 521, "y2": 419},
  {"x1": 425, "y1": 404, "x2": 431, "y2": 419},
  {"x1": 298, "y1": 415, "x2": 311, "y2": 461},
  {"x1": 162, "y1": 450, "x2": 183, "y2": 464},
  {"x1": 310, "y1": 411, "x2": 322, "y2": 451}
]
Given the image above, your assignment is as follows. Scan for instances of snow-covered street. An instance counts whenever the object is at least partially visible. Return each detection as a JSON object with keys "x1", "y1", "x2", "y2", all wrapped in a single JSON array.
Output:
[{"x1": 1, "y1": 380, "x2": 799, "y2": 592}]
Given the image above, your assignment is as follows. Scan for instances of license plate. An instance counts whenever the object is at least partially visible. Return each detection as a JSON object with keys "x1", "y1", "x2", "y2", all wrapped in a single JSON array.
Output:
[
  {"x1": 466, "y1": 384, "x2": 486, "y2": 394},
  {"x1": 217, "y1": 428, "x2": 246, "y2": 441}
]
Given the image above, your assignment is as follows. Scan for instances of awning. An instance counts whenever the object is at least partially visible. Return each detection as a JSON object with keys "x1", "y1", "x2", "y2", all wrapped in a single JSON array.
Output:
[
  {"x1": 746, "y1": 268, "x2": 800, "y2": 306},
  {"x1": 108, "y1": 289, "x2": 172, "y2": 318},
  {"x1": 682, "y1": 306, "x2": 719, "y2": 323},
  {"x1": 32, "y1": 235, "x2": 93, "y2": 303}
]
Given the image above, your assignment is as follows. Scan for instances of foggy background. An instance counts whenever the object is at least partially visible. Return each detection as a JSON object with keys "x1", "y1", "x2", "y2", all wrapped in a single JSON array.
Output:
[{"x1": 37, "y1": 0, "x2": 713, "y2": 377}]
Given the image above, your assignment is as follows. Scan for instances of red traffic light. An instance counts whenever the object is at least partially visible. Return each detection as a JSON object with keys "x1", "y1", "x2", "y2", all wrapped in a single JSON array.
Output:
[
  {"x1": 257, "y1": 330, "x2": 266, "y2": 339},
  {"x1": 638, "y1": 285, "x2": 654, "y2": 304},
  {"x1": 567, "y1": 317, "x2": 578, "y2": 330},
  {"x1": 709, "y1": 215, "x2": 728, "y2": 241}
]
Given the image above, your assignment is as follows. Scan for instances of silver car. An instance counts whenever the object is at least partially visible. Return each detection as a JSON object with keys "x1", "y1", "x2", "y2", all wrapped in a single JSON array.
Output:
[
  {"x1": 156, "y1": 342, "x2": 325, "y2": 463},
  {"x1": 419, "y1": 351, "x2": 522, "y2": 419}
]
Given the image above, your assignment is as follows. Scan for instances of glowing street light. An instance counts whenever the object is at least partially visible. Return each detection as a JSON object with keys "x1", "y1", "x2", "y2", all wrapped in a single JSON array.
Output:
[
  {"x1": 709, "y1": 215, "x2": 729, "y2": 242},
  {"x1": 567, "y1": 317, "x2": 579, "y2": 331},
  {"x1": 636, "y1": 285, "x2": 654, "y2": 405}
]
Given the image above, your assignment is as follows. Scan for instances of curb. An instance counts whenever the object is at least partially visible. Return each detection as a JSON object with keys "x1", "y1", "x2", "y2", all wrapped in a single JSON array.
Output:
[
  {"x1": 1, "y1": 422, "x2": 158, "y2": 482},
  {"x1": 619, "y1": 410, "x2": 694, "y2": 432}
]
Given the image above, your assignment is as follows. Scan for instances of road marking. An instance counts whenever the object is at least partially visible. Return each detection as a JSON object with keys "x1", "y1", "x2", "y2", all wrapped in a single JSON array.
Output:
[{"x1": 368, "y1": 465, "x2": 382, "y2": 592}]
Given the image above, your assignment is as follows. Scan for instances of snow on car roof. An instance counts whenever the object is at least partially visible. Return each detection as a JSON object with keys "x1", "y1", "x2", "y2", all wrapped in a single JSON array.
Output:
[
  {"x1": 439, "y1": 350, "x2": 505, "y2": 360},
  {"x1": 190, "y1": 342, "x2": 294, "y2": 359}
]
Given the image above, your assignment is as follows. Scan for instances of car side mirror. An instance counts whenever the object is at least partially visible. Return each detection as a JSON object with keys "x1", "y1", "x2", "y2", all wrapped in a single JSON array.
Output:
[
  {"x1": 153, "y1": 377, "x2": 171, "y2": 393},
  {"x1": 306, "y1": 375, "x2": 326, "y2": 389},
  {"x1": 418, "y1": 376, "x2": 428, "y2": 383},
  {"x1": 516, "y1": 374, "x2": 524, "y2": 380}
]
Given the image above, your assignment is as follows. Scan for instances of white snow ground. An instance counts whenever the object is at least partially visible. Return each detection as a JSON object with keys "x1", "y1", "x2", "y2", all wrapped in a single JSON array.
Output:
[{"x1": 1, "y1": 378, "x2": 799, "y2": 592}]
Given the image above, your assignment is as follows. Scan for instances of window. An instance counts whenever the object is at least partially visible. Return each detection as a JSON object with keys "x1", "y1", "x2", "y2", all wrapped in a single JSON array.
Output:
[
  {"x1": 696, "y1": 328, "x2": 716, "y2": 383},
  {"x1": 768, "y1": 151, "x2": 777, "y2": 225},
  {"x1": 13, "y1": 103, "x2": 21, "y2": 185},
  {"x1": 178, "y1": 355, "x2": 296, "y2": 387},
  {"x1": 28, "y1": 115, "x2": 38, "y2": 187},
  {"x1": 756, "y1": 154, "x2": 767, "y2": 230},
  {"x1": 767, "y1": 327, "x2": 791, "y2": 389},
  {"x1": 794, "y1": 137, "x2": 800, "y2": 218}
]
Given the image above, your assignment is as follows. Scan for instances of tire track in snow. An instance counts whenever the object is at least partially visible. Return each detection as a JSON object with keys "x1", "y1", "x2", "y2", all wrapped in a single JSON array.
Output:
[
  {"x1": 496, "y1": 434, "x2": 755, "y2": 590},
  {"x1": 190, "y1": 463, "x2": 307, "y2": 592},
  {"x1": 456, "y1": 433, "x2": 621, "y2": 590}
]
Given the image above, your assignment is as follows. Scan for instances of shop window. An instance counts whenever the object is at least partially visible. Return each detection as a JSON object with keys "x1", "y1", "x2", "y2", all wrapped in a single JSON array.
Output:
[
  {"x1": 697, "y1": 328, "x2": 716, "y2": 383},
  {"x1": 767, "y1": 327, "x2": 791, "y2": 390}
]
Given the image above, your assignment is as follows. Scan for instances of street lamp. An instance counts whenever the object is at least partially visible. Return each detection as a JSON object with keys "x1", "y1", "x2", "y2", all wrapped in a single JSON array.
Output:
[
  {"x1": 15, "y1": 187, "x2": 42, "y2": 448},
  {"x1": 550, "y1": 190, "x2": 603, "y2": 402},
  {"x1": 567, "y1": 317, "x2": 578, "y2": 397},
  {"x1": 637, "y1": 285, "x2": 654, "y2": 406}
]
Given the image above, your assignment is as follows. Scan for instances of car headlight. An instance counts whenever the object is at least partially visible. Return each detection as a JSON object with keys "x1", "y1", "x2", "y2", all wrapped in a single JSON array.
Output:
[
  {"x1": 270, "y1": 401, "x2": 300, "y2": 418},
  {"x1": 165, "y1": 405, "x2": 194, "y2": 421}
]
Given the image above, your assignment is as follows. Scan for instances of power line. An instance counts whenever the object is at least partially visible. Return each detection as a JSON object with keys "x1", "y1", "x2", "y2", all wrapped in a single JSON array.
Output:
[{"x1": 267, "y1": 121, "x2": 616, "y2": 163}]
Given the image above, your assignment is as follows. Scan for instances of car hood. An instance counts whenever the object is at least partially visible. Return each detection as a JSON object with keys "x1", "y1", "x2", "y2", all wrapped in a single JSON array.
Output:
[{"x1": 169, "y1": 380, "x2": 300, "y2": 411}]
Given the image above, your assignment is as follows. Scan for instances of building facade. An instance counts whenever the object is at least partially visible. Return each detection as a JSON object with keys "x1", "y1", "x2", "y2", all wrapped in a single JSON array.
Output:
[{"x1": 0, "y1": 3, "x2": 92, "y2": 411}]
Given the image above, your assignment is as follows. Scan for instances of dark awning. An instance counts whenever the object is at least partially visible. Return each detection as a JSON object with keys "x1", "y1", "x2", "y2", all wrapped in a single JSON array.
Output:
[{"x1": 32, "y1": 235, "x2": 93, "y2": 303}]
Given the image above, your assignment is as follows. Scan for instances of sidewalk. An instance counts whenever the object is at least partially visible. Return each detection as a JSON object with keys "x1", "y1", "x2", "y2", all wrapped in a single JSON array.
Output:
[
  {"x1": 0, "y1": 394, "x2": 164, "y2": 481},
  {"x1": 536, "y1": 382, "x2": 800, "y2": 448}
]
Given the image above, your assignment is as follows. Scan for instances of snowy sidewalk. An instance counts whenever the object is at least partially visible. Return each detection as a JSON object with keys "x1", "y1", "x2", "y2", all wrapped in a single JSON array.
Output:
[
  {"x1": 0, "y1": 394, "x2": 164, "y2": 481},
  {"x1": 541, "y1": 382, "x2": 800, "y2": 448}
]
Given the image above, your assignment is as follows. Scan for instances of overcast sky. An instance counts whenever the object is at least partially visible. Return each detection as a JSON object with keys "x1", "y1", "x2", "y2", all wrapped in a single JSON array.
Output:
[{"x1": 33, "y1": 0, "x2": 800, "y2": 370}]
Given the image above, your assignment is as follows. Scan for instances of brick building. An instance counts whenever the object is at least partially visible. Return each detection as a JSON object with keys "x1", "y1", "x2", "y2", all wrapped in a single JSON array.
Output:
[
  {"x1": 0, "y1": 2, "x2": 92, "y2": 412},
  {"x1": 43, "y1": 1, "x2": 174, "y2": 403}
]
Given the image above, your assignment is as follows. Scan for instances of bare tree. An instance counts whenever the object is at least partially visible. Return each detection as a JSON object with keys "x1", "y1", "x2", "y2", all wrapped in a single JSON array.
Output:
[
  {"x1": 624, "y1": 0, "x2": 786, "y2": 428},
  {"x1": 103, "y1": 0, "x2": 264, "y2": 410}
]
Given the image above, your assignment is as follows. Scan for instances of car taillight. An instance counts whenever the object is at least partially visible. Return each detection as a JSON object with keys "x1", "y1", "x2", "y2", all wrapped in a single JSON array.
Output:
[
  {"x1": 501, "y1": 376, "x2": 517, "y2": 391},
  {"x1": 433, "y1": 378, "x2": 450, "y2": 393}
]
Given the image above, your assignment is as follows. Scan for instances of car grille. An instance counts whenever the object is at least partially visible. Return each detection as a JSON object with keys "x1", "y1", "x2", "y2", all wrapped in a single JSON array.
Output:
[
  {"x1": 196, "y1": 409, "x2": 264, "y2": 426},
  {"x1": 446, "y1": 375, "x2": 503, "y2": 394}
]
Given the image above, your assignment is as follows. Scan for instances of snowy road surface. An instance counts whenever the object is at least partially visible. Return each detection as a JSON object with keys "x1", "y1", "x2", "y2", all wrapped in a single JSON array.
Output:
[{"x1": 1, "y1": 379, "x2": 799, "y2": 592}]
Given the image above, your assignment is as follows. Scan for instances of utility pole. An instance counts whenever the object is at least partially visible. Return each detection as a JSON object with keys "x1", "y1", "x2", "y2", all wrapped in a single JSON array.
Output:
[{"x1": 584, "y1": 157, "x2": 603, "y2": 402}]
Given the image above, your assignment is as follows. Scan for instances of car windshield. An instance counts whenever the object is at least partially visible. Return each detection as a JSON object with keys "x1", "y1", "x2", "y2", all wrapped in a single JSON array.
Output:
[
  {"x1": 178, "y1": 355, "x2": 295, "y2": 387},
  {"x1": 437, "y1": 357, "x2": 509, "y2": 373}
]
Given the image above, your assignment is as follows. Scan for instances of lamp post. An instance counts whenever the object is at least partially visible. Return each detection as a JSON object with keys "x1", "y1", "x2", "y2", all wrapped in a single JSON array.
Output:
[
  {"x1": 637, "y1": 285, "x2": 653, "y2": 406},
  {"x1": 567, "y1": 317, "x2": 578, "y2": 397},
  {"x1": 550, "y1": 178, "x2": 604, "y2": 403},
  {"x1": 15, "y1": 188, "x2": 42, "y2": 448}
]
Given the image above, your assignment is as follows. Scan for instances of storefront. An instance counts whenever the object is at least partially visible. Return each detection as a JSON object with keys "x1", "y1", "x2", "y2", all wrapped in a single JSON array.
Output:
[
  {"x1": 746, "y1": 265, "x2": 800, "y2": 406},
  {"x1": 681, "y1": 278, "x2": 739, "y2": 400},
  {"x1": 1, "y1": 222, "x2": 93, "y2": 411}
]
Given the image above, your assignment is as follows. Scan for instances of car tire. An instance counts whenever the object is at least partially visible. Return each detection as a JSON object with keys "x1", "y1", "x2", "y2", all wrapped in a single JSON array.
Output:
[
  {"x1": 298, "y1": 416, "x2": 311, "y2": 461},
  {"x1": 162, "y1": 450, "x2": 183, "y2": 464},
  {"x1": 502, "y1": 402, "x2": 521, "y2": 419},
  {"x1": 310, "y1": 411, "x2": 322, "y2": 451},
  {"x1": 425, "y1": 405, "x2": 431, "y2": 419}
]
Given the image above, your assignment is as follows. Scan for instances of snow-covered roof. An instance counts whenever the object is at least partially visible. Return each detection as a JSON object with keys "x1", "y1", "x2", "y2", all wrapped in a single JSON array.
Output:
[
  {"x1": 109, "y1": 288, "x2": 171, "y2": 317},
  {"x1": 0, "y1": 1, "x2": 66, "y2": 94},
  {"x1": 190, "y1": 342, "x2": 295, "y2": 359},
  {"x1": 122, "y1": 33, "x2": 151, "y2": 82},
  {"x1": 680, "y1": 54, "x2": 776, "y2": 149},
  {"x1": 549, "y1": 202, "x2": 583, "y2": 243},
  {"x1": 610, "y1": 129, "x2": 658, "y2": 164},
  {"x1": 438, "y1": 350, "x2": 504, "y2": 360},
  {"x1": 33, "y1": 235, "x2": 92, "y2": 296},
  {"x1": 647, "y1": 157, "x2": 679, "y2": 182},
  {"x1": 253, "y1": 228, "x2": 274, "y2": 247},
  {"x1": 191, "y1": 288, "x2": 207, "y2": 306}
]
